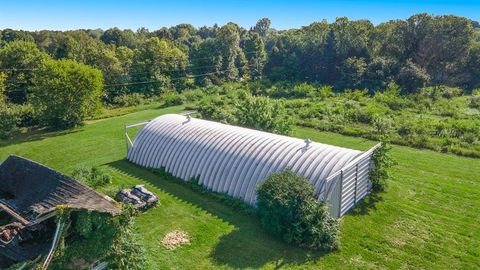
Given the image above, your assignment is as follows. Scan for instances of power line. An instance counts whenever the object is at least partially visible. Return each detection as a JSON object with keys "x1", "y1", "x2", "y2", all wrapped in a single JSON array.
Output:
[
  {"x1": 1, "y1": 62, "x2": 245, "y2": 84},
  {"x1": 0, "y1": 51, "x2": 260, "y2": 73},
  {"x1": 1, "y1": 49, "x2": 260, "y2": 91},
  {"x1": 188, "y1": 50, "x2": 259, "y2": 62},
  {"x1": 119, "y1": 63, "x2": 226, "y2": 78},
  {"x1": 104, "y1": 65, "x2": 253, "y2": 88},
  {"x1": 2, "y1": 88, "x2": 29, "y2": 93},
  {"x1": 0, "y1": 54, "x2": 260, "y2": 89},
  {"x1": 3, "y1": 64, "x2": 254, "y2": 92},
  {"x1": 0, "y1": 68, "x2": 38, "y2": 71},
  {"x1": 0, "y1": 63, "x2": 217, "y2": 78},
  {"x1": 123, "y1": 51, "x2": 258, "y2": 76}
]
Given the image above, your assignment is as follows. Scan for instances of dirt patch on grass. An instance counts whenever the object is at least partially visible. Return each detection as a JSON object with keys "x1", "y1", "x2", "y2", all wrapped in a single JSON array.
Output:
[{"x1": 161, "y1": 230, "x2": 191, "y2": 250}]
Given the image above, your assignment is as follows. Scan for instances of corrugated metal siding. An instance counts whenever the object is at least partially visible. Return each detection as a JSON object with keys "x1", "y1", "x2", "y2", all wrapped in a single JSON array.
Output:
[
  {"x1": 335, "y1": 145, "x2": 378, "y2": 217},
  {"x1": 324, "y1": 173, "x2": 342, "y2": 217},
  {"x1": 127, "y1": 114, "x2": 377, "y2": 216}
]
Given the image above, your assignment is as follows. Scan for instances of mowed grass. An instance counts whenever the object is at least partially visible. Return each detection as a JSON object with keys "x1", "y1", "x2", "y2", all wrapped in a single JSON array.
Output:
[{"x1": 0, "y1": 105, "x2": 479, "y2": 269}]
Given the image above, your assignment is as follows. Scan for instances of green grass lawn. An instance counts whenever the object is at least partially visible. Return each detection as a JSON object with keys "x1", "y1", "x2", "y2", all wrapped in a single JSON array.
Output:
[{"x1": 0, "y1": 105, "x2": 479, "y2": 269}]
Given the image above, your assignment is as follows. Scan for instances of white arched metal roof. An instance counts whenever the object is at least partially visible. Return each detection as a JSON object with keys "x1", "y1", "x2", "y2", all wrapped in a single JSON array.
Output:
[{"x1": 127, "y1": 114, "x2": 364, "y2": 205}]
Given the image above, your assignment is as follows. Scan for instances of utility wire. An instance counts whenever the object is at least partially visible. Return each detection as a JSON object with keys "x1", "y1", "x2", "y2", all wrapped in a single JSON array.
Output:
[
  {"x1": 0, "y1": 52, "x2": 260, "y2": 88},
  {"x1": 1, "y1": 61, "x2": 246, "y2": 86},
  {"x1": 0, "y1": 49, "x2": 261, "y2": 93},
  {"x1": 1, "y1": 49, "x2": 260, "y2": 92},
  {"x1": 0, "y1": 63, "x2": 219, "y2": 79},
  {"x1": 0, "y1": 68, "x2": 38, "y2": 71},
  {"x1": 118, "y1": 63, "x2": 226, "y2": 78},
  {"x1": 188, "y1": 50, "x2": 259, "y2": 62},
  {"x1": 3, "y1": 64, "x2": 255, "y2": 92},
  {"x1": 104, "y1": 65, "x2": 253, "y2": 87},
  {"x1": 0, "y1": 51, "x2": 260, "y2": 73}
]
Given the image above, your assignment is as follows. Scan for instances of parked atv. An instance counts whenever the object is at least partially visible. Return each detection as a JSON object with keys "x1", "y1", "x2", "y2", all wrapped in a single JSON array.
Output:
[
  {"x1": 115, "y1": 189, "x2": 146, "y2": 209},
  {"x1": 115, "y1": 185, "x2": 158, "y2": 210},
  {"x1": 131, "y1": 185, "x2": 159, "y2": 206}
]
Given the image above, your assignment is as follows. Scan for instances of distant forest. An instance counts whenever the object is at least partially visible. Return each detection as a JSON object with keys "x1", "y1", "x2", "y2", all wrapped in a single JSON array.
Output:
[{"x1": 1, "y1": 13, "x2": 480, "y2": 104}]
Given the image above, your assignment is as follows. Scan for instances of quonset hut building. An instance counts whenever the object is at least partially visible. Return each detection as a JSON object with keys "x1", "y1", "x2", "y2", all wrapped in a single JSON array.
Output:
[{"x1": 126, "y1": 114, "x2": 380, "y2": 217}]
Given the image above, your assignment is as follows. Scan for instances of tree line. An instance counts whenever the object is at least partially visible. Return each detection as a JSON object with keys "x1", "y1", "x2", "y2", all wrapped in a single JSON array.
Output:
[{"x1": 0, "y1": 13, "x2": 479, "y2": 132}]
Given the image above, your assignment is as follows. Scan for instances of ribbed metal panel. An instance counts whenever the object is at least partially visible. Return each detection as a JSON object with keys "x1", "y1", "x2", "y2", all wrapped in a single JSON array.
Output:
[
  {"x1": 339, "y1": 153, "x2": 375, "y2": 216},
  {"x1": 127, "y1": 114, "x2": 363, "y2": 207}
]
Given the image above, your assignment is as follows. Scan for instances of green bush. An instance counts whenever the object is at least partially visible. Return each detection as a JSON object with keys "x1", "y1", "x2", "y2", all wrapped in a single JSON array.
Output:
[
  {"x1": 235, "y1": 94, "x2": 292, "y2": 135},
  {"x1": 162, "y1": 91, "x2": 185, "y2": 107},
  {"x1": 374, "y1": 83, "x2": 409, "y2": 110},
  {"x1": 293, "y1": 83, "x2": 317, "y2": 98},
  {"x1": 372, "y1": 116, "x2": 393, "y2": 134},
  {"x1": 370, "y1": 138, "x2": 396, "y2": 192},
  {"x1": 434, "y1": 99, "x2": 460, "y2": 117},
  {"x1": 112, "y1": 93, "x2": 146, "y2": 107},
  {"x1": 439, "y1": 86, "x2": 463, "y2": 99},
  {"x1": 50, "y1": 209, "x2": 118, "y2": 270},
  {"x1": 0, "y1": 72, "x2": 6, "y2": 104},
  {"x1": 108, "y1": 205, "x2": 147, "y2": 270},
  {"x1": 0, "y1": 103, "x2": 19, "y2": 139},
  {"x1": 256, "y1": 170, "x2": 339, "y2": 251},
  {"x1": 50, "y1": 207, "x2": 147, "y2": 270},
  {"x1": 316, "y1": 85, "x2": 335, "y2": 100},
  {"x1": 182, "y1": 88, "x2": 205, "y2": 102},
  {"x1": 346, "y1": 103, "x2": 387, "y2": 124},
  {"x1": 343, "y1": 89, "x2": 369, "y2": 101},
  {"x1": 16, "y1": 103, "x2": 38, "y2": 127},
  {"x1": 258, "y1": 81, "x2": 292, "y2": 98},
  {"x1": 197, "y1": 95, "x2": 235, "y2": 123},
  {"x1": 419, "y1": 85, "x2": 463, "y2": 100},
  {"x1": 284, "y1": 99, "x2": 311, "y2": 109},
  {"x1": 72, "y1": 166, "x2": 112, "y2": 188},
  {"x1": 469, "y1": 95, "x2": 480, "y2": 109},
  {"x1": 109, "y1": 223, "x2": 147, "y2": 270},
  {"x1": 30, "y1": 59, "x2": 104, "y2": 129},
  {"x1": 74, "y1": 211, "x2": 95, "y2": 238}
]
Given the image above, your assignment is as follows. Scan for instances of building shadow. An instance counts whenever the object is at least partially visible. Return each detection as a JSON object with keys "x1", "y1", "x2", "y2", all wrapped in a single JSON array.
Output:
[
  {"x1": 348, "y1": 192, "x2": 384, "y2": 216},
  {"x1": 106, "y1": 159, "x2": 329, "y2": 269}
]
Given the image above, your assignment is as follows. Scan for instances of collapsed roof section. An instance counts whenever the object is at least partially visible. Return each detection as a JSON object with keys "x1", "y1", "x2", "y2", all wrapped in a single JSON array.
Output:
[{"x1": 0, "y1": 155, "x2": 121, "y2": 220}]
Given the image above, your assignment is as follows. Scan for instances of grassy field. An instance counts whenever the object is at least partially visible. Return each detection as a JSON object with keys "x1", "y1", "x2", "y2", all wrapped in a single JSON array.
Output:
[{"x1": 0, "y1": 105, "x2": 479, "y2": 269}]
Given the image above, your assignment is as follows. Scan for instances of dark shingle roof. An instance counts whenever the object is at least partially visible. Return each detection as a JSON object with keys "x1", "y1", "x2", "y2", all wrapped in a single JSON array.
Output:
[{"x1": 0, "y1": 155, "x2": 120, "y2": 219}]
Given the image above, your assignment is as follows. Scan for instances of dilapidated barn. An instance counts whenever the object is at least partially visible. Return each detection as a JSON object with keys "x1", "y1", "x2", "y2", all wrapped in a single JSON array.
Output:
[
  {"x1": 0, "y1": 155, "x2": 120, "y2": 268},
  {"x1": 126, "y1": 114, "x2": 379, "y2": 217}
]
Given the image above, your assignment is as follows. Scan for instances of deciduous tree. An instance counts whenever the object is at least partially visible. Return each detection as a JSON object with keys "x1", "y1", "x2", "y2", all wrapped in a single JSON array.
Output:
[
  {"x1": 30, "y1": 59, "x2": 104, "y2": 128},
  {"x1": 0, "y1": 41, "x2": 49, "y2": 103},
  {"x1": 130, "y1": 37, "x2": 187, "y2": 95}
]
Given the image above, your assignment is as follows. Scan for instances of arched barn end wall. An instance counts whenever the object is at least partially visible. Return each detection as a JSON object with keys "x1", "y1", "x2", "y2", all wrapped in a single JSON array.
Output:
[{"x1": 126, "y1": 114, "x2": 380, "y2": 217}]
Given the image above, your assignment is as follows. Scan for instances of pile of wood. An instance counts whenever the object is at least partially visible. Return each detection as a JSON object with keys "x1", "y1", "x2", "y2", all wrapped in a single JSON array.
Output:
[{"x1": 161, "y1": 230, "x2": 190, "y2": 250}]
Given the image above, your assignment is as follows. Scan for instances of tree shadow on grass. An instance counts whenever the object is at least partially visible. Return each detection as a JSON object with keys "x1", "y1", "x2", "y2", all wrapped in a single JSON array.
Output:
[
  {"x1": 0, "y1": 127, "x2": 82, "y2": 148},
  {"x1": 106, "y1": 159, "x2": 329, "y2": 269},
  {"x1": 348, "y1": 192, "x2": 384, "y2": 216},
  {"x1": 211, "y1": 226, "x2": 328, "y2": 269}
]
